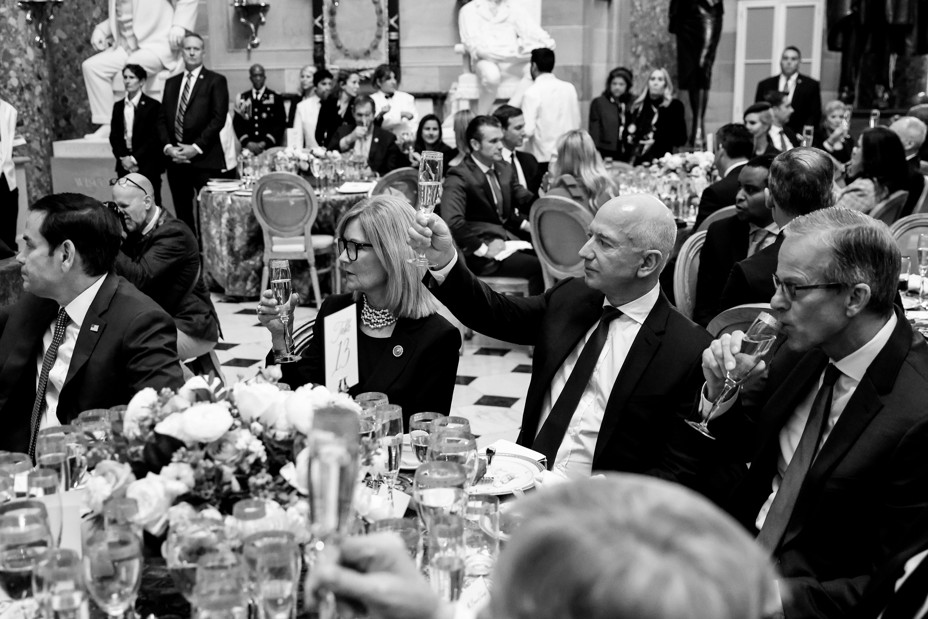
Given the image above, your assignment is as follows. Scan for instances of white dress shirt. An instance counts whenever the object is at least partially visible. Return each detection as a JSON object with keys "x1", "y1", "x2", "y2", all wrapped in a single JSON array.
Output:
[
  {"x1": 370, "y1": 90, "x2": 419, "y2": 140},
  {"x1": 123, "y1": 91, "x2": 141, "y2": 147},
  {"x1": 37, "y1": 275, "x2": 108, "y2": 429},
  {"x1": 885, "y1": 550, "x2": 928, "y2": 619},
  {"x1": 292, "y1": 95, "x2": 322, "y2": 149},
  {"x1": 754, "y1": 313, "x2": 897, "y2": 529},
  {"x1": 769, "y1": 125, "x2": 793, "y2": 151},
  {"x1": 521, "y1": 73, "x2": 581, "y2": 162},
  {"x1": 778, "y1": 73, "x2": 798, "y2": 103}
]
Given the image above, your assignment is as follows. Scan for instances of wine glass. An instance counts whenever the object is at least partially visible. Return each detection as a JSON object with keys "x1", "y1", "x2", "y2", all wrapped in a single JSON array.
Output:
[
  {"x1": 918, "y1": 234, "x2": 928, "y2": 308},
  {"x1": 0, "y1": 507, "x2": 54, "y2": 603},
  {"x1": 33, "y1": 548, "x2": 84, "y2": 619},
  {"x1": 427, "y1": 430, "x2": 478, "y2": 486},
  {"x1": 82, "y1": 528, "x2": 142, "y2": 619},
  {"x1": 427, "y1": 514, "x2": 465, "y2": 602},
  {"x1": 269, "y1": 260, "x2": 300, "y2": 363},
  {"x1": 413, "y1": 461, "x2": 467, "y2": 532},
  {"x1": 27, "y1": 469, "x2": 62, "y2": 547},
  {"x1": 409, "y1": 413, "x2": 442, "y2": 464},
  {"x1": 686, "y1": 312, "x2": 781, "y2": 439},
  {"x1": 253, "y1": 540, "x2": 301, "y2": 619},
  {"x1": 192, "y1": 551, "x2": 247, "y2": 619},
  {"x1": 409, "y1": 151, "x2": 443, "y2": 267}
]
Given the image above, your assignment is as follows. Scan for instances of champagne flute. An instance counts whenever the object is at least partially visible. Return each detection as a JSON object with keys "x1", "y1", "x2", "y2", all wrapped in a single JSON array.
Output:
[
  {"x1": 410, "y1": 151, "x2": 443, "y2": 267},
  {"x1": 269, "y1": 260, "x2": 300, "y2": 363},
  {"x1": 802, "y1": 125, "x2": 815, "y2": 148},
  {"x1": 900, "y1": 256, "x2": 912, "y2": 292},
  {"x1": 918, "y1": 234, "x2": 928, "y2": 308},
  {"x1": 33, "y1": 549, "x2": 84, "y2": 619},
  {"x1": 410, "y1": 413, "x2": 442, "y2": 464},
  {"x1": 375, "y1": 405, "x2": 404, "y2": 503},
  {"x1": 687, "y1": 312, "x2": 781, "y2": 439},
  {"x1": 82, "y1": 528, "x2": 142, "y2": 619},
  {"x1": 27, "y1": 469, "x2": 62, "y2": 547}
]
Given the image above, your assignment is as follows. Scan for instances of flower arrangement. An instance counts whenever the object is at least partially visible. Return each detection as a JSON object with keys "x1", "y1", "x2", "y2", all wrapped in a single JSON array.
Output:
[{"x1": 83, "y1": 372, "x2": 362, "y2": 536}]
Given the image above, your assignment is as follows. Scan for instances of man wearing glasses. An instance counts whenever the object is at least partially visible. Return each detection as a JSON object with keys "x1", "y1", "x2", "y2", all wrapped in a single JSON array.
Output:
[
  {"x1": 697, "y1": 208, "x2": 928, "y2": 617},
  {"x1": 110, "y1": 173, "x2": 219, "y2": 360}
]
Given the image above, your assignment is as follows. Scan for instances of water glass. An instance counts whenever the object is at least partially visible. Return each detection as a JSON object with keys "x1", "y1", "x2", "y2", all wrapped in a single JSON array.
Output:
[
  {"x1": 409, "y1": 413, "x2": 443, "y2": 464},
  {"x1": 355, "y1": 392, "x2": 389, "y2": 412},
  {"x1": 427, "y1": 514, "x2": 465, "y2": 602},
  {"x1": 463, "y1": 495, "x2": 500, "y2": 584},
  {"x1": 82, "y1": 528, "x2": 142, "y2": 619},
  {"x1": 427, "y1": 429, "x2": 478, "y2": 484},
  {"x1": 242, "y1": 531, "x2": 295, "y2": 604},
  {"x1": 28, "y1": 468, "x2": 62, "y2": 546},
  {"x1": 33, "y1": 548, "x2": 84, "y2": 619},
  {"x1": 0, "y1": 507, "x2": 54, "y2": 601},
  {"x1": 253, "y1": 541, "x2": 301, "y2": 619},
  {"x1": 232, "y1": 498, "x2": 270, "y2": 539},
  {"x1": 38, "y1": 427, "x2": 86, "y2": 490},
  {"x1": 192, "y1": 551, "x2": 247, "y2": 619},
  {"x1": 413, "y1": 461, "x2": 467, "y2": 532},
  {"x1": 430, "y1": 416, "x2": 471, "y2": 437}
]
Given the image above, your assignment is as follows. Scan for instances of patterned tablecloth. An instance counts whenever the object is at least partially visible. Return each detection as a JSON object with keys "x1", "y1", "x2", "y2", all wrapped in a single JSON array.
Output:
[{"x1": 198, "y1": 187, "x2": 367, "y2": 298}]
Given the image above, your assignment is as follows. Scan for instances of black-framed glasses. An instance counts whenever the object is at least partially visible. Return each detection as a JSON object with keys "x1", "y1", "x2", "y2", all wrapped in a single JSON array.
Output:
[
  {"x1": 337, "y1": 237, "x2": 374, "y2": 262},
  {"x1": 772, "y1": 274, "x2": 845, "y2": 300},
  {"x1": 109, "y1": 176, "x2": 148, "y2": 196}
]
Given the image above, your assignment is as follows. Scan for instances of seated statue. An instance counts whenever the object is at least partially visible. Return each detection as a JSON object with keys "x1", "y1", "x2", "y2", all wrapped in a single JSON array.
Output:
[
  {"x1": 82, "y1": 0, "x2": 199, "y2": 140},
  {"x1": 458, "y1": 0, "x2": 555, "y2": 113}
]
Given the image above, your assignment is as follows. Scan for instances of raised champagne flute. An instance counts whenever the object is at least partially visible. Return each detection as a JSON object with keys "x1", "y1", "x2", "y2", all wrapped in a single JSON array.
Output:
[
  {"x1": 918, "y1": 234, "x2": 928, "y2": 309},
  {"x1": 269, "y1": 260, "x2": 300, "y2": 363},
  {"x1": 686, "y1": 311, "x2": 781, "y2": 439},
  {"x1": 802, "y1": 125, "x2": 815, "y2": 148},
  {"x1": 409, "y1": 151, "x2": 443, "y2": 267}
]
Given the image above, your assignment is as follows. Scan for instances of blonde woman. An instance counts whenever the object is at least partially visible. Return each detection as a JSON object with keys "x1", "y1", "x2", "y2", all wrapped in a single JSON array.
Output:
[
  {"x1": 258, "y1": 195, "x2": 461, "y2": 423},
  {"x1": 627, "y1": 68, "x2": 687, "y2": 164},
  {"x1": 546, "y1": 129, "x2": 618, "y2": 214}
]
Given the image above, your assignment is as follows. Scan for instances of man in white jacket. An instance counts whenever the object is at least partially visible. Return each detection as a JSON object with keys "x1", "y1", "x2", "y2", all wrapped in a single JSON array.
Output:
[{"x1": 81, "y1": 0, "x2": 198, "y2": 139}]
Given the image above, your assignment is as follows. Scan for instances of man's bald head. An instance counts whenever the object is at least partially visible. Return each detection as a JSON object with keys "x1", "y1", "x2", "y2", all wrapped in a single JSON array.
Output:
[
  {"x1": 122, "y1": 173, "x2": 154, "y2": 197},
  {"x1": 890, "y1": 116, "x2": 927, "y2": 158},
  {"x1": 110, "y1": 173, "x2": 155, "y2": 234}
]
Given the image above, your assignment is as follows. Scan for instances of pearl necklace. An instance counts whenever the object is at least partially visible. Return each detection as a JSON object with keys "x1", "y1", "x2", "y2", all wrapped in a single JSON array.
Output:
[{"x1": 360, "y1": 295, "x2": 397, "y2": 329}]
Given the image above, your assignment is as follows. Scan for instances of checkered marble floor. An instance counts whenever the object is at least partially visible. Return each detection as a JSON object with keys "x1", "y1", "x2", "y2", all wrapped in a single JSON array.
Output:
[{"x1": 212, "y1": 295, "x2": 525, "y2": 444}]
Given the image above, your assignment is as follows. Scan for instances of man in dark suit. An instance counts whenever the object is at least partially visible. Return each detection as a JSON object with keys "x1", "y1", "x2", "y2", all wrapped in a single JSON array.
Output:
[
  {"x1": 755, "y1": 46, "x2": 822, "y2": 134},
  {"x1": 718, "y1": 147, "x2": 835, "y2": 312},
  {"x1": 111, "y1": 173, "x2": 219, "y2": 360},
  {"x1": 328, "y1": 95, "x2": 408, "y2": 176},
  {"x1": 889, "y1": 115, "x2": 927, "y2": 217},
  {"x1": 0, "y1": 193, "x2": 183, "y2": 454},
  {"x1": 410, "y1": 194, "x2": 714, "y2": 488},
  {"x1": 700, "y1": 207, "x2": 928, "y2": 618},
  {"x1": 157, "y1": 33, "x2": 230, "y2": 237},
  {"x1": 109, "y1": 64, "x2": 165, "y2": 205},
  {"x1": 694, "y1": 123, "x2": 753, "y2": 229},
  {"x1": 693, "y1": 154, "x2": 776, "y2": 327},
  {"x1": 764, "y1": 91, "x2": 801, "y2": 153},
  {"x1": 232, "y1": 64, "x2": 286, "y2": 156},
  {"x1": 493, "y1": 104, "x2": 542, "y2": 199},
  {"x1": 438, "y1": 115, "x2": 543, "y2": 294}
]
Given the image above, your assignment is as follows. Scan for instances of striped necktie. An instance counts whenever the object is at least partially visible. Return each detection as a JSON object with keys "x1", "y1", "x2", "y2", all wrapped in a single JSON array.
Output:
[
  {"x1": 29, "y1": 308, "x2": 70, "y2": 459},
  {"x1": 174, "y1": 72, "x2": 193, "y2": 143}
]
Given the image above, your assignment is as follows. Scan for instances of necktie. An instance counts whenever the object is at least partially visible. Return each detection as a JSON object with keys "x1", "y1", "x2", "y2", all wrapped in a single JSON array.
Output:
[
  {"x1": 748, "y1": 227, "x2": 770, "y2": 257},
  {"x1": 532, "y1": 306, "x2": 624, "y2": 468},
  {"x1": 756, "y1": 363, "x2": 841, "y2": 552},
  {"x1": 174, "y1": 72, "x2": 193, "y2": 143},
  {"x1": 486, "y1": 168, "x2": 504, "y2": 217},
  {"x1": 28, "y1": 308, "x2": 70, "y2": 459},
  {"x1": 883, "y1": 553, "x2": 928, "y2": 619}
]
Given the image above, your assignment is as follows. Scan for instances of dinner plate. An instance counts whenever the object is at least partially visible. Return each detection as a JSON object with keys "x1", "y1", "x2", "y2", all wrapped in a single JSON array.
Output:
[
  {"x1": 233, "y1": 189, "x2": 253, "y2": 197},
  {"x1": 469, "y1": 454, "x2": 543, "y2": 496},
  {"x1": 336, "y1": 182, "x2": 375, "y2": 194},
  {"x1": 208, "y1": 185, "x2": 241, "y2": 192}
]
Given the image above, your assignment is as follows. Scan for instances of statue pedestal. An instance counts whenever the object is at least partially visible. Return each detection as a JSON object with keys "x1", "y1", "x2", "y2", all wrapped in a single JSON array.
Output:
[{"x1": 51, "y1": 139, "x2": 174, "y2": 212}]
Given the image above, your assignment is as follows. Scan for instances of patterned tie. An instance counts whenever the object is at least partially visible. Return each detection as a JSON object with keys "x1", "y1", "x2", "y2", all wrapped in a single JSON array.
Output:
[
  {"x1": 28, "y1": 308, "x2": 70, "y2": 459},
  {"x1": 486, "y1": 168, "x2": 504, "y2": 217},
  {"x1": 756, "y1": 363, "x2": 841, "y2": 552},
  {"x1": 174, "y1": 72, "x2": 193, "y2": 143}
]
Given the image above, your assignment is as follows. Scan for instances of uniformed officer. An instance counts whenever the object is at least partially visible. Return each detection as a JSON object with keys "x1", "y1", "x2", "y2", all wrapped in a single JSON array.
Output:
[{"x1": 233, "y1": 64, "x2": 286, "y2": 155}]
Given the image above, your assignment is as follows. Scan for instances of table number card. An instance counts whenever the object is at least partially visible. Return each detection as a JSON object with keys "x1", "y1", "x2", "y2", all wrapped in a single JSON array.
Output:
[{"x1": 324, "y1": 304, "x2": 359, "y2": 391}]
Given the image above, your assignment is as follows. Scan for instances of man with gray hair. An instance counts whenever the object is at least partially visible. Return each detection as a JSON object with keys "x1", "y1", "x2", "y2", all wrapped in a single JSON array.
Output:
[
  {"x1": 700, "y1": 207, "x2": 928, "y2": 617},
  {"x1": 410, "y1": 195, "x2": 713, "y2": 487},
  {"x1": 888, "y1": 115, "x2": 927, "y2": 217},
  {"x1": 718, "y1": 146, "x2": 835, "y2": 312}
]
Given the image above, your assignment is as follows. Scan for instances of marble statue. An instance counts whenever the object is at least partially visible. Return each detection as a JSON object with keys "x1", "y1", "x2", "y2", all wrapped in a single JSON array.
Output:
[
  {"x1": 82, "y1": 0, "x2": 199, "y2": 139},
  {"x1": 458, "y1": 0, "x2": 555, "y2": 113}
]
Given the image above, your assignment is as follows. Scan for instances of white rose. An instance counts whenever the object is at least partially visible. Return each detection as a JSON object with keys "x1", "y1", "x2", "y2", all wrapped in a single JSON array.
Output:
[
  {"x1": 84, "y1": 460, "x2": 136, "y2": 514},
  {"x1": 124, "y1": 388, "x2": 158, "y2": 440},
  {"x1": 283, "y1": 389, "x2": 315, "y2": 435},
  {"x1": 258, "y1": 392, "x2": 289, "y2": 429},
  {"x1": 181, "y1": 403, "x2": 234, "y2": 443},
  {"x1": 154, "y1": 412, "x2": 188, "y2": 443},
  {"x1": 160, "y1": 463, "x2": 196, "y2": 492},
  {"x1": 125, "y1": 474, "x2": 187, "y2": 535},
  {"x1": 280, "y1": 447, "x2": 310, "y2": 495},
  {"x1": 233, "y1": 382, "x2": 283, "y2": 423},
  {"x1": 178, "y1": 376, "x2": 212, "y2": 403}
]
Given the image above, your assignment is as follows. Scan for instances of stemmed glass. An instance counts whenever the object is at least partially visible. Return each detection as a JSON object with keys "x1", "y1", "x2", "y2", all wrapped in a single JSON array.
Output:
[
  {"x1": 375, "y1": 405, "x2": 404, "y2": 502},
  {"x1": 27, "y1": 469, "x2": 62, "y2": 546},
  {"x1": 409, "y1": 413, "x2": 442, "y2": 464},
  {"x1": 33, "y1": 548, "x2": 85, "y2": 619},
  {"x1": 35, "y1": 434, "x2": 70, "y2": 491},
  {"x1": 427, "y1": 514, "x2": 466, "y2": 602},
  {"x1": 917, "y1": 234, "x2": 928, "y2": 308},
  {"x1": 192, "y1": 551, "x2": 247, "y2": 619},
  {"x1": 686, "y1": 312, "x2": 780, "y2": 439},
  {"x1": 413, "y1": 461, "x2": 468, "y2": 533},
  {"x1": 900, "y1": 256, "x2": 912, "y2": 293},
  {"x1": 82, "y1": 528, "x2": 142, "y2": 619},
  {"x1": 409, "y1": 151, "x2": 443, "y2": 267},
  {"x1": 0, "y1": 506, "x2": 54, "y2": 604},
  {"x1": 253, "y1": 540, "x2": 301, "y2": 619},
  {"x1": 269, "y1": 260, "x2": 300, "y2": 363},
  {"x1": 427, "y1": 430, "x2": 479, "y2": 486},
  {"x1": 463, "y1": 495, "x2": 499, "y2": 587}
]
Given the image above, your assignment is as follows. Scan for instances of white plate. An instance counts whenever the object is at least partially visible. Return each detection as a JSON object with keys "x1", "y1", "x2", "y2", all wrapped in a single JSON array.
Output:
[
  {"x1": 469, "y1": 454, "x2": 542, "y2": 496},
  {"x1": 399, "y1": 434, "x2": 421, "y2": 471},
  {"x1": 336, "y1": 182, "x2": 375, "y2": 194},
  {"x1": 208, "y1": 185, "x2": 241, "y2": 192}
]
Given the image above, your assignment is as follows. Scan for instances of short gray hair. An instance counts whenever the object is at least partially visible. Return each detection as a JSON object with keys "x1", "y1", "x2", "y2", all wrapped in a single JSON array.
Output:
[
  {"x1": 768, "y1": 147, "x2": 836, "y2": 217},
  {"x1": 785, "y1": 207, "x2": 900, "y2": 314},
  {"x1": 890, "y1": 116, "x2": 928, "y2": 153},
  {"x1": 625, "y1": 203, "x2": 677, "y2": 273},
  {"x1": 492, "y1": 475, "x2": 778, "y2": 619}
]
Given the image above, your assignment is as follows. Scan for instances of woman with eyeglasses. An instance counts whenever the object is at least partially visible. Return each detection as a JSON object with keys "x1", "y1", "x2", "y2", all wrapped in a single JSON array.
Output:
[
  {"x1": 109, "y1": 64, "x2": 165, "y2": 205},
  {"x1": 257, "y1": 195, "x2": 461, "y2": 422}
]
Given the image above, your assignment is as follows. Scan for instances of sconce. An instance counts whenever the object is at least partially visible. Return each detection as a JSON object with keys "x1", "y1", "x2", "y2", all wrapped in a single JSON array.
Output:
[
  {"x1": 16, "y1": 0, "x2": 64, "y2": 49},
  {"x1": 232, "y1": 0, "x2": 270, "y2": 50}
]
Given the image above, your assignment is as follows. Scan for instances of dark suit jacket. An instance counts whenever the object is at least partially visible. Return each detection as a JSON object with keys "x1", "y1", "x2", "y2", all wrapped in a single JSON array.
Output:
[
  {"x1": 755, "y1": 73, "x2": 822, "y2": 133},
  {"x1": 514, "y1": 150, "x2": 543, "y2": 198},
  {"x1": 0, "y1": 274, "x2": 184, "y2": 452},
  {"x1": 116, "y1": 210, "x2": 219, "y2": 343},
  {"x1": 275, "y1": 293, "x2": 461, "y2": 426},
  {"x1": 426, "y1": 258, "x2": 714, "y2": 482},
  {"x1": 767, "y1": 126, "x2": 801, "y2": 152},
  {"x1": 710, "y1": 309, "x2": 928, "y2": 617},
  {"x1": 633, "y1": 98, "x2": 687, "y2": 165},
  {"x1": 588, "y1": 94, "x2": 630, "y2": 159},
  {"x1": 315, "y1": 96, "x2": 355, "y2": 148},
  {"x1": 110, "y1": 93, "x2": 165, "y2": 180},
  {"x1": 693, "y1": 216, "x2": 750, "y2": 327},
  {"x1": 438, "y1": 156, "x2": 534, "y2": 263},
  {"x1": 158, "y1": 67, "x2": 229, "y2": 170},
  {"x1": 718, "y1": 234, "x2": 782, "y2": 312},
  {"x1": 232, "y1": 88, "x2": 286, "y2": 148},
  {"x1": 694, "y1": 163, "x2": 745, "y2": 229},
  {"x1": 900, "y1": 157, "x2": 926, "y2": 218},
  {"x1": 327, "y1": 125, "x2": 408, "y2": 176}
]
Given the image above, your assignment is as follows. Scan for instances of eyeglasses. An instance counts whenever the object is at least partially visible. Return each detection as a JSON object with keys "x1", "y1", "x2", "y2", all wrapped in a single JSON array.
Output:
[
  {"x1": 772, "y1": 274, "x2": 845, "y2": 300},
  {"x1": 336, "y1": 237, "x2": 374, "y2": 262},
  {"x1": 109, "y1": 176, "x2": 148, "y2": 196}
]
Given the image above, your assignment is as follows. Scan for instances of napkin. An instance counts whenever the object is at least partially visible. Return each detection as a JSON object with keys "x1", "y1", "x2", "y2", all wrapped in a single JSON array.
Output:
[
  {"x1": 482, "y1": 439, "x2": 545, "y2": 462},
  {"x1": 493, "y1": 240, "x2": 533, "y2": 262}
]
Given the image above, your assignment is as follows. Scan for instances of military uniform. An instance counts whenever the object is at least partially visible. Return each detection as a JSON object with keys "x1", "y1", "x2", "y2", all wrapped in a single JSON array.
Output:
[{"x1": 233, "y1": 87, "x2": 286, "y2": 151}]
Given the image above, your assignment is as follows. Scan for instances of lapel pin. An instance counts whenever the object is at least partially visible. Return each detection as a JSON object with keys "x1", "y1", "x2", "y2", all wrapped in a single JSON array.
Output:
[
  {"x1": 392, "y1": 345, "x2": 403, "y2": 358},
  {"x1": 90, "y1": 324, "x2": 100, "y2": 332}
]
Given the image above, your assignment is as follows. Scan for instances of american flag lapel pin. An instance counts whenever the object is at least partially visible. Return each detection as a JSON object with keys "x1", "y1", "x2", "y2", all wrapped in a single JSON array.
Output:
[{"x1": 90, "y1": 324, "x2": 100, "y2": 332}]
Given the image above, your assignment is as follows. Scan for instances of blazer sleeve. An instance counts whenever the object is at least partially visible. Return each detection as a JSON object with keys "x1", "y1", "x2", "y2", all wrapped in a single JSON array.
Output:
[
  {"x1": 382, "y1": 136, "x2": 410, "y2": 173},
  {"x1": 193, "y1": 74, "x2": 230, "y2": 155},
  {"x1": 115, "y1": 228, "x2": 194, "y2": 293},
  {"x1": 409, "y1": 322, "x2": 461, "y2": 415},
  {"x1": 110, "y1": 102, "x2": 130, "y2": 158},
  {"x1": 122, "y1": 307, "x2": 185, "y2": 391},
  {"x1": 438, "y1": 170, "x2": 484, "y2": 255}
]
